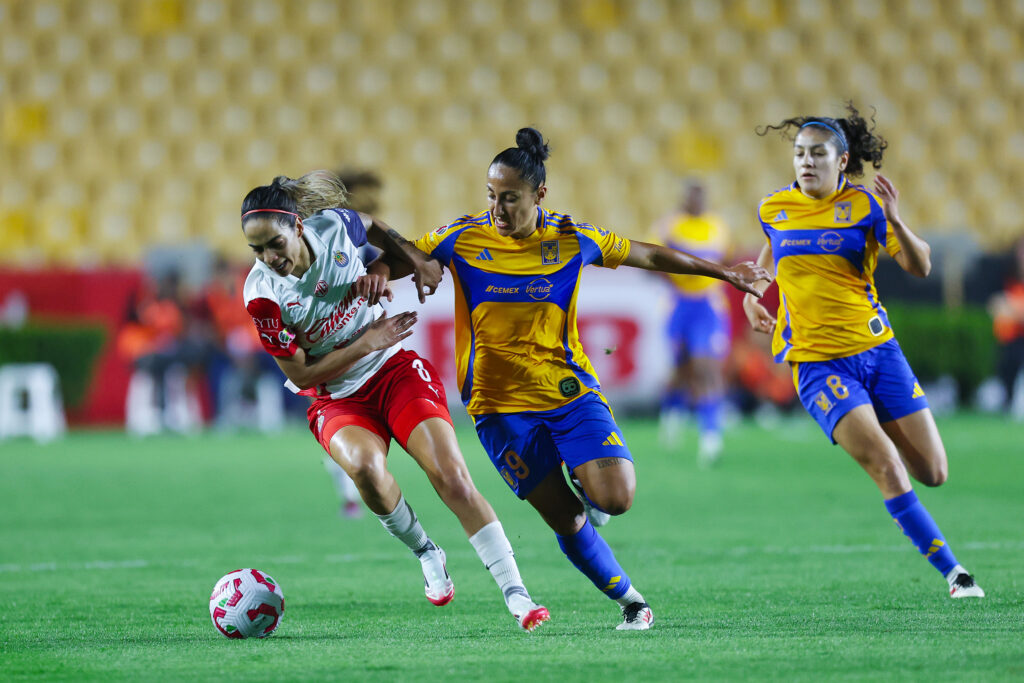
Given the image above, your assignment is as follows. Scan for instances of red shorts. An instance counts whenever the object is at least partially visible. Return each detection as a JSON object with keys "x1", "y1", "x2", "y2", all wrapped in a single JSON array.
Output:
[{"x1": 306, "y1": 349, "x2": 453, "y2": 454}]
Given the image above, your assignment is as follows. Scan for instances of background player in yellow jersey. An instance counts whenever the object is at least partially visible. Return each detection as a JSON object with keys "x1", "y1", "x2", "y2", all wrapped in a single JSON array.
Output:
[
  {"x1": 743, "y1": 104, "x2": 984, "y2": 598},
  {"x1": 651, "y1": 180, "x2": 732, "y2": 466},
  {"x1": 379, "y1": 128, "x2": 768, "y2": 629}
]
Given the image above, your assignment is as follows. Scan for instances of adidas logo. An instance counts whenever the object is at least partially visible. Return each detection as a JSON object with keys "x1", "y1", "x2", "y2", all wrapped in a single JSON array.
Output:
[
  {"x1": 774, "y1": 210, "x2": 788, "y2": 221},
  {"x1": 476, "y1": 249, "x2": 494, "y2": 261},
  {"x1": 925, "y1": 538, "x2": 945, "y2": 558},
  {"x1": 602, "y1": 432, "x2": 624, "y2": 447},
  {"x1": 911, "y1": 382, "x2": 925, "y2": 399},
  {"x1": 602, "y1": 575, "x2": 621, "y2": 593}
]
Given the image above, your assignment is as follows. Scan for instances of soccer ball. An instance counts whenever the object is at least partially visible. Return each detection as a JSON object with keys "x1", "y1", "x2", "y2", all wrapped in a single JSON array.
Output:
[{"x1": 209, "y1": 568, "x2": 285, "y2": 639}]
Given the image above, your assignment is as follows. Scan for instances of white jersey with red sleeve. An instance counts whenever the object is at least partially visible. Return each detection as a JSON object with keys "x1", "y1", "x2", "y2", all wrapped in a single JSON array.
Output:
[{"x1": 242, "y1": 208, "x2": 400, "y2": 398}]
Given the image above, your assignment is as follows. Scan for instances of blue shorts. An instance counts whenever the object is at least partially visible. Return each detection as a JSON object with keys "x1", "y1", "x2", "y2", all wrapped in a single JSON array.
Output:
[
  {"x1": 666, "y1": 295, "x2": 730, "y2": 361},
  {"x1": 473, "y1": 392, "x2": 633, "y2": 499},
  {"x1": 792, "y1": 339, "x2": 929, "y2": 444}
]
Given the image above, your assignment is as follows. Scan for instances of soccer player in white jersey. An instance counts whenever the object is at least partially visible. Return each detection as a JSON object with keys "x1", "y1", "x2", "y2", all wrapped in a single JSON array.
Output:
[{"x1": 239, "y1": 171, "x2": 549, "y2": 630}]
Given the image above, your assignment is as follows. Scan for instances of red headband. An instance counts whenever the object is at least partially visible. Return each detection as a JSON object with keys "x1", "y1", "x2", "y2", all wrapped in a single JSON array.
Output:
[{"x1": 241, "y1": 208, "x2": 301, "y2": 222}]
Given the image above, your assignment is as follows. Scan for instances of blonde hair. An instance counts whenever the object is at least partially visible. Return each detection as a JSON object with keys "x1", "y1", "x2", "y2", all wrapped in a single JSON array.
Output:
[{"x1": 273, "y1": 170, "x2": 350, "y2": 219}]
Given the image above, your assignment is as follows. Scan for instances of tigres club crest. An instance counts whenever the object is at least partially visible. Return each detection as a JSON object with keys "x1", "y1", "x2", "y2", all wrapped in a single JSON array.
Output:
[
  {"x1": 314, "y1": 280, "x2": 329, "y2": 297},
  {"x1": 333, "y1": 250, "x2": 349, "y2": 268}
]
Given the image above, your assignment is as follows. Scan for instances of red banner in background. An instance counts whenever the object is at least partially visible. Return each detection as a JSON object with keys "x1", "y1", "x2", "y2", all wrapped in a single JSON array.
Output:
[{"x1": 0, "y1": 269, "x2": 141, "y2": 424}]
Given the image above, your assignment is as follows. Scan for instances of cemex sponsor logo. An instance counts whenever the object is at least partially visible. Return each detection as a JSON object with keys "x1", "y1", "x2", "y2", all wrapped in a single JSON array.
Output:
[
  {"x1": 780, "y1": 238, "x2": 811, "y2": 247},
  {"x1": 314, "y1": 280, "x2": 329, "y2": 297},
  {"x1": 817, "y1": 231, "x2": 843, "y2": 252},
  {"x1": 486, "y1": 285, "x2": 520, "y2": 294},
  {"x1": 526, "y1": 277, "x2": 554, "y2": 301},
  {"x1": 306, "y1": 295, "x2": 366, "y2": 343}
]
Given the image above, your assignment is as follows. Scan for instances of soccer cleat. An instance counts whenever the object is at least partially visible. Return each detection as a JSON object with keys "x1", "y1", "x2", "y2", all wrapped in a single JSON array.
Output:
[
  {"x1": 947, "y1": 568, "x2": 985, "y2": 599},
  {"x1": 697, "y1": 432, "x2": 723, "y2": 468},
  {"x1": 507, "y1": 593, "x2": 550, "y2": 632},
  {"x1": 616, "y1": 602, "x2": 654, "y2": 631},
  {"x1": 420, "y1": 546, "x2": 455, "y2": 606},
  {"x1": 568, "y1": 469, "x2": 611, "y2": 528}
]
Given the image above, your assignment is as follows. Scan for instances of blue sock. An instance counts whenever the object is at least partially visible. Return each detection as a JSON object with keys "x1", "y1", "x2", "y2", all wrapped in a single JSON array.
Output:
[
  {"x1": 556, "y1": 520, "x2": 631, "y2": 599},
  {"x1": 884, "y1": 490, "x2": 958, "y2": 576},
  {"x1": 662, "y1": 389, "x2": 688, "y2": 413},
  {"x1": 694, "y1": 395, "x2": 722, "y2": 435}
]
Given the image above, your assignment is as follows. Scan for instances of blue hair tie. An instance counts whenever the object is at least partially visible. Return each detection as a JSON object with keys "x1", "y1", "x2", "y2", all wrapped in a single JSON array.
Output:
[{"x1": 800, "y1": 121, "x2": 848, "y2": 151}]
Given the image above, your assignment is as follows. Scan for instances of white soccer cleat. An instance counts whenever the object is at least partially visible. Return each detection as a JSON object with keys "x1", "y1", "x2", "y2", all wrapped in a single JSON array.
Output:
[
  {"x1": 507, "y1": 593, "x2": 550, "y2": 632},
  {"x1": 947, "y1": 567, "x2": 985, "y2": 599},
  {"x1": 420, "y1": 546, "x2": 455, "y2": 606},
  {"x1": 568, "y1": 470, "x2": 611, "y2": 527},
  {"x1": 697, "y1": 432, "x2": 723, "y2": 468},
  {"x1": 616, "y1": 601, "x2": 654, "y2": 631}
]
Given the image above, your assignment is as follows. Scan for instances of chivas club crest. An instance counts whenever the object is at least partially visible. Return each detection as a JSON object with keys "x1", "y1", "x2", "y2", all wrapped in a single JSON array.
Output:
[{"x1": 333, "y1": 250, "x2": 349, "y2": 268}]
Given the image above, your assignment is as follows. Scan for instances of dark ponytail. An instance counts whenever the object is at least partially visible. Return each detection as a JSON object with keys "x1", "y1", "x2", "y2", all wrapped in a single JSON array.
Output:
[
  {"x1": 757, "y1": 102, "x2": 887, "y2": 178},
  {"x1": 490, "y1": 127, "x2": 550, "y2": 190}
]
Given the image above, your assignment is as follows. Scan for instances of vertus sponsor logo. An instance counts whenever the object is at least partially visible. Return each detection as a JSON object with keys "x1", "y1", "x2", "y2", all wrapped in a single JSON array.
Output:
[
  {"x1": 817, "y1": 231, "x2": 843, "y2": 252},
  {"x1": 305, "y1": 294, "x2": 366, "y2": 343},
  {"x1": 526, "y1": 277, "x2": 554, "y2": 301}
]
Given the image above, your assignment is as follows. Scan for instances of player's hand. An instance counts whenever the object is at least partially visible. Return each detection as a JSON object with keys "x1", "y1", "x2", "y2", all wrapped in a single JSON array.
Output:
[
  {"x1": 723, "y1": 261, "x2": 773, "y2": 297},
  {"x1": 874, "y1": 174, "x2": 901, "y2": 225},
  {"x1": 743, "y1": 297, "x2": 777, "y2": 335},
  {"x1": 353, "y1": 272, "x2": 393, "y2": 306},
  {"x1": 411, "y1": 256, "x2": 443, "y2": 304},
  {"x1": 360, "y1": 311, "x2": 417, "y2": 351}
]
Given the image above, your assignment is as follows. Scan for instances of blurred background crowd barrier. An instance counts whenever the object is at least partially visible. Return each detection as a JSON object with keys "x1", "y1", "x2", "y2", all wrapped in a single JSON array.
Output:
[{"x1": 1, "y1": 0, "x2": 1022, "y2": 435}]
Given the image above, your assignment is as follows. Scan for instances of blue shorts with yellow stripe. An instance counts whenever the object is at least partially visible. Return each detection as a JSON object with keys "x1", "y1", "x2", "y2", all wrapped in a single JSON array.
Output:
[
  {"x1": 473, "y1": 392, "x2": 632, "y2": 499},
  {"x1": 793, "y1": 338, "x2": 929, "y2": 444}
]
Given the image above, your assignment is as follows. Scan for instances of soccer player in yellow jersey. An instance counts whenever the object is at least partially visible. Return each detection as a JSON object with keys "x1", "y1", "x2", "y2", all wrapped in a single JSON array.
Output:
[
  {"x1": 383, "y1": 128, "x2": 768, "y2": 629},
  {"x1": 743, "y1": 105, "x2": 984, "y2": 598},
  {"x1": 651, "y1": 180, "x2": 732, "y2": 465}
]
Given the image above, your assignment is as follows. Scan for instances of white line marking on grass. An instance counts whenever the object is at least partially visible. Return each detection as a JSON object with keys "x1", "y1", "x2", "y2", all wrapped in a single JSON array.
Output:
[{"x1": 3, "y1": 541, "x2": 1021, "y2": 575}]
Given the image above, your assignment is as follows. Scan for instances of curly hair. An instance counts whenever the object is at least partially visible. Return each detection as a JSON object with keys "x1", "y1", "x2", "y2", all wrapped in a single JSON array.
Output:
[{"x1": 756, "y1": 102, "x2": 887, "y2": 178}]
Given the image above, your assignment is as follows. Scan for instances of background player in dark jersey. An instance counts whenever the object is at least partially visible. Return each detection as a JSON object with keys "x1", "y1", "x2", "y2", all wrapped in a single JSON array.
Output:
[{"x1": 744, "y1": 105, "x2": 984, "y2": 598}]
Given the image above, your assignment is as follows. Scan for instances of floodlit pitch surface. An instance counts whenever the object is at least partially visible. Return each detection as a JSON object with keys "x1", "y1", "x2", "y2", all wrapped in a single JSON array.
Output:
[{"x1": 2, "y1": 414, "x2": 1021, "y2": 681}]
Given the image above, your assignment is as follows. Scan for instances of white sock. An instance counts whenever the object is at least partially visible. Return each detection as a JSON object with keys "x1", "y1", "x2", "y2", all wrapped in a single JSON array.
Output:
[
  {"x1": 615, "y1": 585, "x2": 645, "y2": 607},
  {"x1": 376, "y1": 495, "x2": 432, "y2": 557},
  {"x1": 468, "y1": 521, "x2": 528, "y2": 603}
]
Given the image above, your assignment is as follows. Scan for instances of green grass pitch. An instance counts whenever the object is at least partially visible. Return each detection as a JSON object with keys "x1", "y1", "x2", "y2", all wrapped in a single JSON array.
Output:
[{"x1": 2, "y1": 414, "x2": 1022, "y2": 681}]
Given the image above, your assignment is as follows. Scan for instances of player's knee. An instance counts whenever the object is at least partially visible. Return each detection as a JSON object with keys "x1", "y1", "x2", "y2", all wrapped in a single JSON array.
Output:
[
  {"x1": 592, "y1": 489, "x2": 634, "y2": 516},
  {"x1": 919, "y1": 461, "x2": 948, "y2": 487},
  {"x1": 346, "y1": 454, "x2": 387, "y2": 488},
  {"x1": 434, "y1": 468, "x2": 476, "y2": 506}
]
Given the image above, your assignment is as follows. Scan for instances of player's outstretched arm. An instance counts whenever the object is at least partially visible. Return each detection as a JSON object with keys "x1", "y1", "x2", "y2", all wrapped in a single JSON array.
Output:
[
  {"x1": 272, "y1": 311, "x2": 418, "y2": 390},
  {"x1": 742, "y1": 243, "x2": 777, "y2": 335},
  {"x1": 359, "y1": 213, "x2": 443, "y2": 303},
  {"x1": 874, "y1": 175, "x2": 931, "y2": 278},
  {"x1": 623, "y1": 240, "x2": 771, "y2": 296}
]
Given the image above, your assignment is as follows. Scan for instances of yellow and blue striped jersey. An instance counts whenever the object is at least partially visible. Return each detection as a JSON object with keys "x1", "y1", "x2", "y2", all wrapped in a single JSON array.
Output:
[
  {"x1": 654, "y1": 212, "x2": 729, "y2": 298},
  {"x1": 414, "y1": 207, "x2": 631, "y2": 415},
  {"x1": 758, "y1": 178, "x2": 903, "y2": 362}
]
